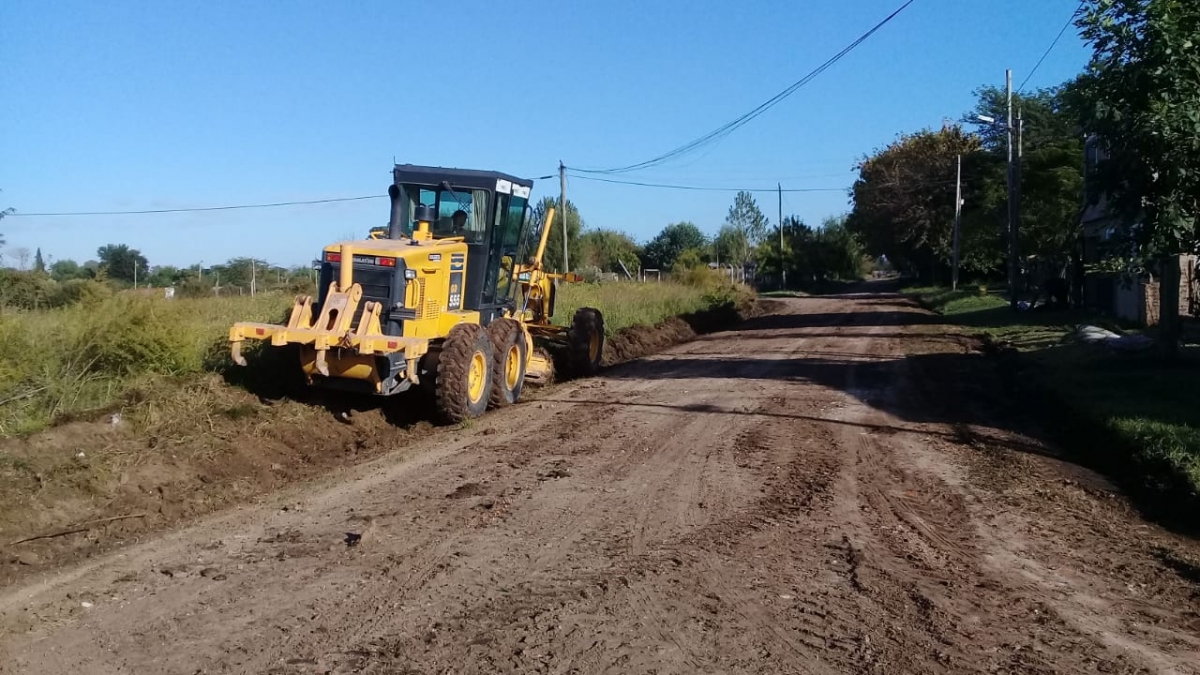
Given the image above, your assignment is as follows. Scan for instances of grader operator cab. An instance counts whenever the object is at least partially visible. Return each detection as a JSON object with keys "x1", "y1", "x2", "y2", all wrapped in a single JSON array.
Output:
[{"x1": 228, "y1": 164, "x2": 605, "y2": 423}]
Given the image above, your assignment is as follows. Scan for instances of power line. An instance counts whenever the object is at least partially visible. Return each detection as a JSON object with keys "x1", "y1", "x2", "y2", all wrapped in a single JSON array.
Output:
[
  {"x1": 8, "y1": 194, "x2": 384, "y2": 217},
  {"x1": 570, "y1": 0, "x2": 917, "y2": 176},
  {"x1": 1018, "y1": 1, "x2": 1084, "y2": 92},
  {"x1": 572, "y1": 172, "x2": 956, "y2": 194},
  {"x1": 567, "y1": 174, "x2": 850, "y2": 193}
]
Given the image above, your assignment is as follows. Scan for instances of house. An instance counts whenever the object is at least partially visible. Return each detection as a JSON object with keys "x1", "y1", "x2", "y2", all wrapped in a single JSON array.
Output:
[{"x1": 1079, "y1": 136, "x2": 1195, "y2": 326}]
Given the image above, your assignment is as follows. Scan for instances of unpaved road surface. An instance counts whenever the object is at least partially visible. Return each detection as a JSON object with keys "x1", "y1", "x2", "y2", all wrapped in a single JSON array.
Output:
[{"x1": 3, "y1": 288, "x2": 1199, "y2": 674}]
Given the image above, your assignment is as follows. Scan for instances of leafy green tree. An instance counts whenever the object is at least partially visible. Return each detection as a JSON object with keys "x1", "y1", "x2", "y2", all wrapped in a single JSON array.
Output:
[
  {"x1": 847, "y1": 126, "x2": 987, "y2": 281},
  {"x1": 964, "y1": 81, "x2": 1086, "y2": 279},
  {"x1": 724, "y1": 191, "x2": 769, "y2": 246},
  {"x1": 211, "y1": 257, "x2": 270, "y2": 289},
  {"x1": 672, "y1": 247, "x2": 708, "y2": 272},
  {"x1": 812, "y1": 216, "x2": 867, "y2": 281},
  {"x1": 1074, "y1": 0, "x2": 1200, "y2": 355},
  {"x1": 577, "y1": 228, "x2": 641, "y2": 276},
  {"x1": 530, "y1": 197, "x2": 583, "y2": 273},
  {"x1": 146, "y1": 265, "x2": 188, "y2": 287},
  {"x1": 642, "y1": 221, "x2": 708, "y2": 270},
  {"x1": 33, "y1": 248, "x2": 45, "y2": 274},
  {"x1": 715, "y1": 223, "x2": 751, "y2": 268},
  {"x1": 97, "y1": 244, "x2": 149, "y2": 283},
  {"x1": 50, "y1": 259, "x2": 83, "y2": 281}
]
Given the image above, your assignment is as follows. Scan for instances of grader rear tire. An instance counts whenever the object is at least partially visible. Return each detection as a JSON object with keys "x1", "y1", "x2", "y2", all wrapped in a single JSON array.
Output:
[
  {"x1": 568, "y1": 307, "x2": 605, "y2": 378},
  {"x1": 434, "y1": 323, "x2": 493, "y2": 424},
  {"x1": 486, "y1": 318, "x2": 527, "y2": 408}
]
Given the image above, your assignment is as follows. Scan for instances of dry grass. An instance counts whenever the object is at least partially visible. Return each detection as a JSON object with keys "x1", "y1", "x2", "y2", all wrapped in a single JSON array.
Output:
[{"x1": 0, "y1": 280, "x2": 735, "y2": 436}]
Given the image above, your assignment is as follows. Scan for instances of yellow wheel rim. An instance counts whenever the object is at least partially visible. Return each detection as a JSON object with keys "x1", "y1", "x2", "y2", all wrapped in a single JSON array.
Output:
[
  {"x1": 505, "y1": 344, "x2": 521, "y2": 389},
  {"x1": 468, "y1": 351, "x2": 486, "y2": 403},
  {"x1": 588, "y1": 331, "x2": 600, "y2": 362}
]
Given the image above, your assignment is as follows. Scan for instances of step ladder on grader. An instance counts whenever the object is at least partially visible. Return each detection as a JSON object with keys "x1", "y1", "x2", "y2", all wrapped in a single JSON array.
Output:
[{"x1": 228, "y1": 164, "x2": 604, "y2": 423}]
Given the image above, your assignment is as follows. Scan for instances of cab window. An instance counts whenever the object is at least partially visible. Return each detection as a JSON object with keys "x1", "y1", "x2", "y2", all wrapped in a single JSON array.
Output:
[{"x1": 402, "y1": 185, "x2": 490, "y2": 242}]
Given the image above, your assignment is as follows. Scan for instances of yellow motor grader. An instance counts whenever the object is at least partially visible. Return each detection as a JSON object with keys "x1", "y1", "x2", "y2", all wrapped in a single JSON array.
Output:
[{"x1": 228, "y1": 164, "x2": 604, "y2": 423}]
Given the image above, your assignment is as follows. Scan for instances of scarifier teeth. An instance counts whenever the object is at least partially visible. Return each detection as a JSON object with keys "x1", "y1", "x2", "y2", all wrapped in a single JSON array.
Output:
[{"x1": 315, "y1": 350, "x2": 330, "y2": 377}]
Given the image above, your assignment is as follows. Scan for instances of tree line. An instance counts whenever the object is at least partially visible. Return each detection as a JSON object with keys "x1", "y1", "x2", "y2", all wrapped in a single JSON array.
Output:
[
  {"x1": 845, "y1": 0, "x2": 1200, "y2": 352},
  {"x1": 1, "y1": 190, "x2": 869, "y2": 311},
  {"x1": 536, "y1": 194, "x2": 867, "y2": 285}
]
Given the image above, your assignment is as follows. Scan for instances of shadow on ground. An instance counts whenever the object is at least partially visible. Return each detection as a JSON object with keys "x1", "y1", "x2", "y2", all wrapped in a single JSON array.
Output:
[{"x1": 583, "y1": 287, "x2": 1200, "y2": 535}]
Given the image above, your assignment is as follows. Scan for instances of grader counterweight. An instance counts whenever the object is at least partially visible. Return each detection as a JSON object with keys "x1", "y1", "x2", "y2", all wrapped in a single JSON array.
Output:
[{"x1": 227, "y1": 164, "x2": 604, "y2": 424}]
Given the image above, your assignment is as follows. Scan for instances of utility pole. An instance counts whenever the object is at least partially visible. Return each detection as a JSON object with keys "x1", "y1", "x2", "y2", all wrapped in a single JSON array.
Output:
[
  {"x1": 251, "y1": 259, "x2": 257, "y2": 297},
  {"x1": 953, "y1": 154, "x2": 962, "y2": 291},
  {"x1": 778, "y1": 183, "x2": 785, "y2": 290},
  {"x1": 133, "y1": 261, "x2": 137, "y2": 289},
  {"x1": 1015, "y1": 105, "x2": 1024, "y2": 295},
  {"x1": 1005, "y1": 69, "x2": 1018, "y2": 311},
  {"x1": 559, "y1": 161, "x2": 569, "y2": 273}
]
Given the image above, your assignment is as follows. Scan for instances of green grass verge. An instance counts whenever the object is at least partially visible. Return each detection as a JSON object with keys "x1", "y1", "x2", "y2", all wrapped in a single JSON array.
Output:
[
  {"x1": 553, "y1": 281, "x2": 726, "y2": 335},
  {"x1": 906, "y1": 284, "x2": 1200, "y2": 519},
  {"x1": 0, "y1": 280, "x2": 739, "y2": 436}
]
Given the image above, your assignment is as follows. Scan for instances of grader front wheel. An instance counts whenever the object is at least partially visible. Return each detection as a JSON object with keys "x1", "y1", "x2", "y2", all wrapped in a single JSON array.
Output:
[
  {"x1": 486, "y1": 318, "x2": 527, "y2": 408},
  {"x1": 568, "y1": 307, "x2": 605, "y2": 378},
  {"x1": 435, "y1": 323, "x2": 493, "y2": 424}
]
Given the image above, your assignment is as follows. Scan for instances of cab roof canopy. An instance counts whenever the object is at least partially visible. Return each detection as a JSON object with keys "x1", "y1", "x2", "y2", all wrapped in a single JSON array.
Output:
[{"x1": 393, "y1": 164, "x2": 534, "y2": 192}]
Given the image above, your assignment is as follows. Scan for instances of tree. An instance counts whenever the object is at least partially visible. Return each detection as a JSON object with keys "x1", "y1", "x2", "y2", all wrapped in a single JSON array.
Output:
[
  {"x1": 577, "y1": 229, "x2": 642, "y2": 276},
  {"x1": 530, "y1": 197, "x2": 583, "y2": 273},
  {"x1": 723, "y1": 191, "x2": 769, "y2": 246},
  {"x1": 964, "y1": 81, "x2": 1087, "y2": 284},
  {"x1": 97, "y1": 244, "x2": 149, "y2": 283},
  {"x1": 642, "y1": 221, "x2": 708, "y2": 270},
  {"x1": 33, "y1": 248, "x2": 45, "y2": 274},
  {"x1": 211, "y1": 257, "x2": 269, "y2": 290},
  {"x1": 714, "y1": 224, "x2": 751, "y2": 268},
  {"x1": 1075, "y1": 0, "x2": 1200, "y2": 356},
  {"x1": 50, "y1": 259, "x2": 88, "y2": 281},
  {"x1": 10, "y1": 247, "x2": 30, "y2": 270},
  {"x1": 847, "y1": 126, "x2": 987, "y2": 281},
  {"x1": 145, "y1": 265, "x2": 187, "y2": 287},
  {"x1": 812, "y1": 216, "x2": 867, "y2": 281}
]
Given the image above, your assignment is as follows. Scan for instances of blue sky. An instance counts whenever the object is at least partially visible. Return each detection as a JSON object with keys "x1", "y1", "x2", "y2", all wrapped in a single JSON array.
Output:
[{"x1": 1, "y1": 0, "x2": 1091, "y2": 269}]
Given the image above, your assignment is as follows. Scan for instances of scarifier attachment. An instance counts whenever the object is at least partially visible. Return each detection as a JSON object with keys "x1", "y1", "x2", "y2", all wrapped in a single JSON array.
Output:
[{"x1": 228, "y1": 243, "x2": 427, "y2": 391}]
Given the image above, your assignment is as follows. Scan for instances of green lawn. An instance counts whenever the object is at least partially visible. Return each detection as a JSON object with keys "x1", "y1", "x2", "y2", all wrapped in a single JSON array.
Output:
[{"x1": 907, "y1": 284, "x2": 1200, "y2": 515}]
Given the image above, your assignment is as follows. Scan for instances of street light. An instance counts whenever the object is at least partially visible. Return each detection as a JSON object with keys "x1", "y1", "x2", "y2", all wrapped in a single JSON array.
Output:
[{"x1": 973, "y1": 70, "x2": 1022, "y2": 311}]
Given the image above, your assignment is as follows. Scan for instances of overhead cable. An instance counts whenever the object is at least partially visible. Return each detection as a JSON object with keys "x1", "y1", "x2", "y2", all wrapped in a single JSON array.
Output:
[
  {"x1": 569, "y1": 0, "x2": 917, "y2": 176},
  {"x1": 1019, "y1": 1, "x2": 1085, "y2": 92},
  {"x1": 567, "y1": 174, "x2": 850, "y2": 193},
  {"x1": 8, "y1": 195, "x2": 384, "y2": 218}
]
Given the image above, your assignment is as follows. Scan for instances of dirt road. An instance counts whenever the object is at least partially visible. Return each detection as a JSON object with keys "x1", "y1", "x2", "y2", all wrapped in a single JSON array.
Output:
[{"x1": 2, "y1": 288, "x2": 1198, "y2": 674}]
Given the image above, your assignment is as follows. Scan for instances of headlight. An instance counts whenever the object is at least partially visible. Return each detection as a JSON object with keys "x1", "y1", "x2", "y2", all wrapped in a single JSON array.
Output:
[
  {"x1": 517, "y1": 272, "x2": 531, "y2": 282},
  {"x1": 404, "y1": 269, "x2": 417, "y2": 280}
]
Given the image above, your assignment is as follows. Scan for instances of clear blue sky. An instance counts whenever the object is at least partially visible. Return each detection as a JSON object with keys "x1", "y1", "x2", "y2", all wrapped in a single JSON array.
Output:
[{"x1": 1, "y1": 0, "x2": 1090, "y2": 270}]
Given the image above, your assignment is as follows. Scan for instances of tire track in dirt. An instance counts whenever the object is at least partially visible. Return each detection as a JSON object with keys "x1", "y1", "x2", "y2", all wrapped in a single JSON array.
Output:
[{"x1": 2, "y1": 288, "x2": 1199, "y2": 674}]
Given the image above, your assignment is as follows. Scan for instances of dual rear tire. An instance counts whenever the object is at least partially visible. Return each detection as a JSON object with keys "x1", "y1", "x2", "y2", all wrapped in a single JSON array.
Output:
[
  {"x1": 430, "y1": 310, "x2": 603, "y2": 424},
  {"x1": 431, "y1": 319, "x2": 529, "y2": 424},
  {"x1": 486, "y1": 318, "x2": 527, "y2": 409}
]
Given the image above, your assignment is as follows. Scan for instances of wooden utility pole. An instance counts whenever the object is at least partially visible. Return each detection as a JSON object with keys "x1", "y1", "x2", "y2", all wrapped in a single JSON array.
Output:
[
  {"x1": 953, "y1": 154, "x2": 962, "y2": 291},
  {"x1": 251, "y1": 259, "x2": 257, "y2": 297},
  {"x1": 778, "y1": 183, "x2": 785, "y2": 290},
  {"x1": 559, "y1": 161, "x2": 569, "y2": 272}
]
